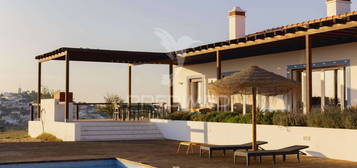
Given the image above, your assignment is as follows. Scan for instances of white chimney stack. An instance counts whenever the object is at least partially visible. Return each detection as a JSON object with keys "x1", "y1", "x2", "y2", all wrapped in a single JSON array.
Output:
[
  {"x1": 229, "y1": 7, "x2": 246, "y2": 40},
  {"x1": 326, "y1": 0, "x2": 352, "y2": 16}
]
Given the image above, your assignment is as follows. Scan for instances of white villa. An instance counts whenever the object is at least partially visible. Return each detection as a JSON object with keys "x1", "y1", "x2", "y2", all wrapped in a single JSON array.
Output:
[
  {"x1": 173, "y1": 0, "x2": 357, "y2": 113},
  {"x1": 28, "y1": 0, "x2": 357, "y2": 163}
]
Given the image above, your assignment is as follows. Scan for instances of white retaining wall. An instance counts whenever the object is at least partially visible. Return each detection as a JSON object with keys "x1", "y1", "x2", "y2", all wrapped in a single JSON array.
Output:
[
  {"x1": 151, "y1": 119, "x2": 357, "y2": 162},
  {"x1": 28, "y1": 121, "x2": 80, "y2": 141}
]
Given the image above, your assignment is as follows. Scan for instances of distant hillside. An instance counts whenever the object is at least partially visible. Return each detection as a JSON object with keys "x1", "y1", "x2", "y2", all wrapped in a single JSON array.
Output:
[
  {"x1": 0, "y1": 91, "x2": 107, "y2": 131},
  {"x1": 0, "y1": 91, "x2": 36, "y2": 131}
]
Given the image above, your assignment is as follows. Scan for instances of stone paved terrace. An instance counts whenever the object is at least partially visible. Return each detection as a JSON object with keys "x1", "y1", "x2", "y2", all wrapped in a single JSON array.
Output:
[{"x1": 0, "y1": 140, "x2": 357, "y2": 168}]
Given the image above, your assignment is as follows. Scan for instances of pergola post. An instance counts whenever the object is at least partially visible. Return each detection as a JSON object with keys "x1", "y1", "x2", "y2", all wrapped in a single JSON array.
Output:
[
  {"x1": 37, "y1": 62, "x2": 42, "y2": 120},
  {"x1": 305, "y1": 35, "x2": 312, "y2": 114},
  {"x1": 216, "y1": 50, "x2": 222, "y2": 111},
  {"x1": 65, "y1": 55, "x2": 70, "y2": 121},
  {"x1": 169, "y1": 63, "x2": 174, "y2": 113},
  {"x1": 128, "y1": 64, "x2": 132, "y2": 120}
]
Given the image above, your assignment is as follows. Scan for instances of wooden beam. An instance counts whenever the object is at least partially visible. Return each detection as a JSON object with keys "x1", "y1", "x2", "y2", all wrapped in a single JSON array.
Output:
[
  {"x1": 178, "y1": 22, "x2": 357, "y2": 57},
  {"x1": 128, "y1": 64, "x2": 132, "y2": 120},
  {"x1": 216, "y1": 51, "x2": 222, "y2": 79},
  {"x1": 216, "y1": 51, "x2": 221, "y2": 112},
  {"x1": 37, "y1": 62, "x2": 41, "y2": 119},
  {"x1": 305, "y1": 35, "x2": 312, "y2": 114},
  {"x1": 169, "y1": 63, "x2": 174, "y2": 113},
  {"x1": 65, "y1": 55, "x2": 70, "y2": 121},
  {"x1": 38, "y1": 51, "x2": 67, "y2": 63}
]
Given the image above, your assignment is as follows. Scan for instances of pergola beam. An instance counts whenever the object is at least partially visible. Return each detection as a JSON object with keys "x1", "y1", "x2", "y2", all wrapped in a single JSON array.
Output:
[{"x1": 38, "y1": 51, "x2": 67, "y2": 63}]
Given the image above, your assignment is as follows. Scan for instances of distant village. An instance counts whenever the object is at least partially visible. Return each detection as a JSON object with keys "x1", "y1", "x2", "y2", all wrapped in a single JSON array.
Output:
[
  {"x1": 0, "y1": 89, "x2": 35, "y2": 131},
  {"x1": 0, "y1": 88, "x2": 106, "y2": 131}
]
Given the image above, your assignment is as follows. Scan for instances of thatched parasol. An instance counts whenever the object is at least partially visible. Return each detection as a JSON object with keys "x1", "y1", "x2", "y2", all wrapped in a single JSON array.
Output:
[{"x1": 208, "y1": 66, "x2": 298, "y2": 151}]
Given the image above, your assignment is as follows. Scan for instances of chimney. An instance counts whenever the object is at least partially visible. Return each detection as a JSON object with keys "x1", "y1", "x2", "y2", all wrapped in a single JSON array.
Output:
[
  {"x1": 326, "y1": 0, "x2": 352, "y2": 16},
  {"x1": 229, "y1": 7, "x2": 246, "y2": 40}
]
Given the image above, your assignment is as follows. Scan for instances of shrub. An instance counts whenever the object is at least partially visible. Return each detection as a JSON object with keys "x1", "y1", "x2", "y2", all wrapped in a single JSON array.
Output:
[
  {"x1": 164, "y1": 107, "x2": 357, "y2": 130},
  {"x1": 166, "y1": 112, "x2": 193, "y2": 120},
  {"x1": 225, "y1": 115, "x2": 242, "y2": 123},
  {"x1": 201, "y1": 112, "x2": 218, "y2": 122},
  {"x1": 273, "y1": 112, "x2": 290, "y2": 126},
  {"x1": 240, "y1": 113, "x2": 252, "y2": 124},
  {"x1": 191, "y1": 113, "x2": 205, "y2": 121},
  {"x1": 257, "y1": 112, "x2": 275, "y2": 125},
  {"x1": 342, "y1": 112, "x2": 357, "y2": 129},
  {"x1": 211, "y1": 112, "x2": 237, "y2": 122},
  {"x1": 36, "y1": 133, "x2": 62, "y2": 142},
  {"x1": 307, "y1": 112, "x2": 343, "y2": 128},
  {"x1": 288, "y1": 113, "x2": 307, "y2": 126}
]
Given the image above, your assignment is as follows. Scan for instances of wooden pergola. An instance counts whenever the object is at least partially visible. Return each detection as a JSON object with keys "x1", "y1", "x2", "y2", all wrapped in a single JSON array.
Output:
[{"x1": 35, "y1": 48, "x2": 177, "y2": 121}]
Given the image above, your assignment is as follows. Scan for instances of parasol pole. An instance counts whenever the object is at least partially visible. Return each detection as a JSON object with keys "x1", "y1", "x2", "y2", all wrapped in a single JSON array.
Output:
[{"x1": 252, "y1": 87, "x2": 257, "y2": 151}]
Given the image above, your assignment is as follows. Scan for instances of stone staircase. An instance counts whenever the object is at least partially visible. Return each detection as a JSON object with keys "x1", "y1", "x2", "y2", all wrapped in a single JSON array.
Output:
[{"x1": 79, "y1": 122, "x2": 163, "y2": 141}]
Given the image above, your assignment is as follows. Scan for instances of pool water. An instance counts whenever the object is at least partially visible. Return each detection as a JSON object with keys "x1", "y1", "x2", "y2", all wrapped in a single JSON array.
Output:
[{"x1": 0, "y1": 159, "x2": 150, "y2": 168}]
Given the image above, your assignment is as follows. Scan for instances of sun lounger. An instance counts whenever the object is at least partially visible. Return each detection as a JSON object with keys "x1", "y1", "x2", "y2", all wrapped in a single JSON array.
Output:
[
  {"x1": 200, "y1": 141, "x2": 268, "y2": 159},
  {"x1": 234, "y1": 145, "x2": 309, "y2": 166}
]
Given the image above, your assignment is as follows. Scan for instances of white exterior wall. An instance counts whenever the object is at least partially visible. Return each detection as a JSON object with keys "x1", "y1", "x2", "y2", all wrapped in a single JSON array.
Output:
[
  {"x1": 28, "y1": 99, "x2": 80, "y2": 141},
  {"x1": 151, "y1": 119, "x2": 357, "y2": 162},
  {"x1": 174, "y1": 42, "x2": 357, "y2": 111},
  {"x1": 28, "y1": 121, "x2": 80, "y2": 141}
]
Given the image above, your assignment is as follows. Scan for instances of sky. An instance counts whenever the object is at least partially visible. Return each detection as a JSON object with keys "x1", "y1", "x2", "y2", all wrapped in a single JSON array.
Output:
[{"x1": 0, "y1": 0, "x2": 356, "y2": 102}]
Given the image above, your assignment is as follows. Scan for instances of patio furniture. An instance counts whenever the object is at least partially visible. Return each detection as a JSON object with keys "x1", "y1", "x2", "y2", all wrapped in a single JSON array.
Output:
[
  {"x1": 177, "y1": 142, "x2": 204, "y2": 155},
  {"x1": 200, "y1": 141, "x2": 268, "y2": 159},
  {"x1": 234, "y1": 145, "x2": 309, "y2": 166},
  {"x1": 208, "y1": 66, "x2": 298, "y2": 151}
]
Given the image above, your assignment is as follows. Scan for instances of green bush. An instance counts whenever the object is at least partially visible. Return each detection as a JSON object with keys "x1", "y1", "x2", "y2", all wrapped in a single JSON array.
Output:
[
  {"x1": 211, "y1": 112, "x2": 236, "y2": 122},
  {"x1": 240, "y1": 113, "x2": 252, "y2": 124},
  {"x1": 307, "y1": 111, "x2": 343, "y2": 128},
  {"x1": 164, "y1": 107, "x2": 357, "y2": 130},
  {"x1": 201, "y1": 112, "x2": 218, "y2": 122},
  {"x1": 257, "y1": 112, "x2": 275, "y2": 125},
  {"x1": 341, "y1": 111, "x2": 357, "y2": 129},
  {"x1": 225, "y1": 115, "x2": 242, "y2": 123},
  {"x1": 191, "y1": 113, "x2": 205, "y2": 121},
  {"x1": 36, "y1": 133, "x2": 62, "y2": 142},
  {"x1": 272, "y1": 112, "x2": 289, "y2": 126},
  {"x1": 166, "y1": 112, "x2": 193, "y2": 120}
]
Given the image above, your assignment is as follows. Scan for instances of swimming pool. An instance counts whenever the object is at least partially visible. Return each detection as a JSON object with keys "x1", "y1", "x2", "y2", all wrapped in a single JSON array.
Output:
[{"x1": 0, "y1": 158, "x2": 154, "y2": 168}]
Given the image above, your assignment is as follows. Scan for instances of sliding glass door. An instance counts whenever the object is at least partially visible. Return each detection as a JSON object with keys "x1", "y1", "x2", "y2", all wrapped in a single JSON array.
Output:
[{"x1": 292, "y1": 66, "x2": 346, "y2": 112}]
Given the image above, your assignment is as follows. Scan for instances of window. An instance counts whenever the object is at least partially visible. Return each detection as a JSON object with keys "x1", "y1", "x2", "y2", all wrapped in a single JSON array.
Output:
[{"x1": 292, "y1": 66, "x2": 346, "y2": 112}]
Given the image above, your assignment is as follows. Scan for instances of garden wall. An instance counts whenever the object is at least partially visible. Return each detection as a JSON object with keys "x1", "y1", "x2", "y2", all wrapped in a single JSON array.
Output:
[{"x1": 151, "y1": 119, "x2": 357, "y2": 162}]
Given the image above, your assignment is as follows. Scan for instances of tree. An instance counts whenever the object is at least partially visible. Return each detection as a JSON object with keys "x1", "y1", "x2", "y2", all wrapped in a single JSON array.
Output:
[{"x1": 96, "y1": 94, "x2": 124, "y2": 117}]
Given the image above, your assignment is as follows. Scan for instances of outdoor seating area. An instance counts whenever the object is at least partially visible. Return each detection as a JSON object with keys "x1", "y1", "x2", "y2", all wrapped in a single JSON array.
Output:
[
  {"x1": 0, "y1": 140, "x2": 355, "y2": 168},
  {"x1": 176, "y1": 140, "x2": 308, "y2": 167},
  {"x1": 199, "y1": 141, "x2": 268, "y2": 159}
]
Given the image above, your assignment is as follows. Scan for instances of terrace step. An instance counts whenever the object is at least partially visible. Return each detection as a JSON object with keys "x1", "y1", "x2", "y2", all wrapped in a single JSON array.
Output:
[{"x1": 79, "y1": 122, "x2": 163, "y2": 141}]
